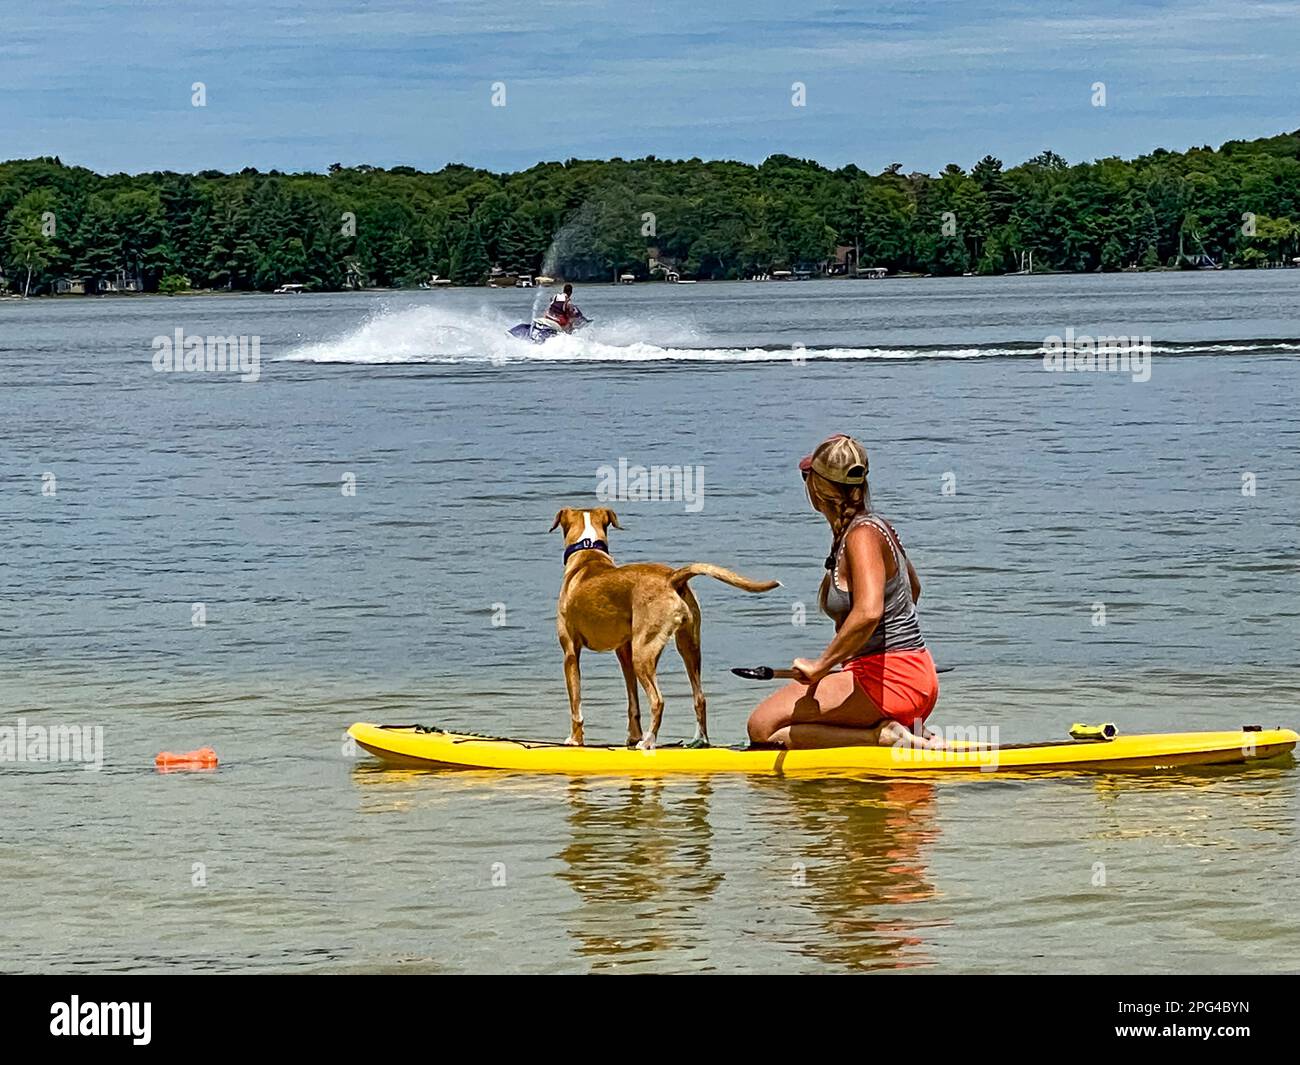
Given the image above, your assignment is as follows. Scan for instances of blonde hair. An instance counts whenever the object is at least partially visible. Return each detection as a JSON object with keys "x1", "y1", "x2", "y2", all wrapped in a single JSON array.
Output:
[{"x1": 806, "y1": 470, "x2": 870, "y2": 543}]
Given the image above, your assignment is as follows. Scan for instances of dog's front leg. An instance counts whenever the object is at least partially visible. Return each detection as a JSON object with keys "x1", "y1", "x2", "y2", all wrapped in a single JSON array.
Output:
[
  {"x1": 615, "y1": 643, "x2": 642, "y2": 747},
  {"x1": 561, "y1": 640, "x2": 584, "y2": 745}
]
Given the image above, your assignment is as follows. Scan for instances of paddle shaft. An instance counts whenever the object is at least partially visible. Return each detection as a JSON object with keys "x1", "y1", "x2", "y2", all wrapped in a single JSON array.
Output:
[{"x1": 741, "y1": 664, "x2": 954, "y2": 680}]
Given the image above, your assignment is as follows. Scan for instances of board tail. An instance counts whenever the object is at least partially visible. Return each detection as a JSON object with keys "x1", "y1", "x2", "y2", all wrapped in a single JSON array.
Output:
[{"x1": 668, "y1": 563, "x2": 780, "y2": 593}]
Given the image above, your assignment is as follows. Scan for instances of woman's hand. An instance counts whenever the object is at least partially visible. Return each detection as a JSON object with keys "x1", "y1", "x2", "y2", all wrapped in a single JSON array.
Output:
[{"x1": 791, "y1": 657, "x2": 831, "y2": 687}]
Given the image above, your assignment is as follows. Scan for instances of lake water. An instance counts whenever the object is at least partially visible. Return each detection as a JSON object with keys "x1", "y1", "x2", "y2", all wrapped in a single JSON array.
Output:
[{"x1": 2, "y1": 271, "x2": 1298, "y2": 973}]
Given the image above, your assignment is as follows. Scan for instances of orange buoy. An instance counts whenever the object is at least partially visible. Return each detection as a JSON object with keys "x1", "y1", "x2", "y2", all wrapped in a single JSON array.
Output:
[{"x1": 154, "y1": 747, "x2": 218, "y2": 771}]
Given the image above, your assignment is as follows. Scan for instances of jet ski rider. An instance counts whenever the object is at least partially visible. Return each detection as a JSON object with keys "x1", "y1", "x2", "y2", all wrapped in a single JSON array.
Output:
[{"x1": 544, "y1": 284, "x2": 579, "y2": 331}]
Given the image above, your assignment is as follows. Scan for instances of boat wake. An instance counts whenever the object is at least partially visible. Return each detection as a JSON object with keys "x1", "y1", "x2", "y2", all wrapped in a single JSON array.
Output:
[
  {"x1": 281, "y1": 303, "x2": 714, "y2": 365},
  {"x1": 280, "y1": 304, "x2": 1300, "y2": 366}
]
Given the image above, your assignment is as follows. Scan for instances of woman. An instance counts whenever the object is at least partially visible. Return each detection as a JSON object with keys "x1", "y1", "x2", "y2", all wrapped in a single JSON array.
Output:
[{"x1": 747, "y1": 434, "x2": 941, "y2": 749}]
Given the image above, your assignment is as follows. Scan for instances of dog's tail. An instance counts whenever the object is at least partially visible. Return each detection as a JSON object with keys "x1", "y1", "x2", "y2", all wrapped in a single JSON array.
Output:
[{"x1": 668, "y1": 563, "x2": 781, "y2": 594}]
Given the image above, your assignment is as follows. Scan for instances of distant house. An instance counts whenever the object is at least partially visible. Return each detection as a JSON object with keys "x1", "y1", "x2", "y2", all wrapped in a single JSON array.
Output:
[
  {"x1": 656, "y1": 252, "x2": 697, "y2": 283},
  {"x1": 828, "y1": 245, "x2": 857, "y2": 275},
  {"x1": 648, "y1": 247, "x2": 678, "y2": 278},
  {"x1": 55, "y1": 278, "x2": 89, "y2": 295},
  {"x1": 98, "y1": 270, "x2": 140, "y2": 293}
]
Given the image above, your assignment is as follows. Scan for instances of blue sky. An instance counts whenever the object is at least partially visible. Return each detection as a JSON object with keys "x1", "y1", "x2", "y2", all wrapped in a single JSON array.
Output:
[{"x1": 3, "y1": 0, "x2": 1298, "y2": 175}]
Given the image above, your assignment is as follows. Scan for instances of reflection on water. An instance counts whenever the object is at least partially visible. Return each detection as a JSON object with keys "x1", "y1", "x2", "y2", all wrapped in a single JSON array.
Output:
[
  {"x1": 351, "y1": 764, "x2": 947, "y2": 971},
  {"x1": 551, "y1": 774, "x2": 946, "y2": 971},
  {"x1": 558, "y1": 778, "x2": 723, "y2": 965},
  {"x1": 341, "y1": 759, "x2": 1298, "y2": 973},
  {"x1": 557, "y1": 776, "x2": 946, "y2": 973},
  {"x1": 1081, "y1": 765, "x2": 1299, "y2": 848},
  {"x1": 769, "y1": 778, "x2": 942, "y2": 971}
]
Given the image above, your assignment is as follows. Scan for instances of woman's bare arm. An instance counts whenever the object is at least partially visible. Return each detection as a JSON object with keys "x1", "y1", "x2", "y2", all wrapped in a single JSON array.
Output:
[{"x1": 796, "y1": 524, "x2": 886, "y2": 679}]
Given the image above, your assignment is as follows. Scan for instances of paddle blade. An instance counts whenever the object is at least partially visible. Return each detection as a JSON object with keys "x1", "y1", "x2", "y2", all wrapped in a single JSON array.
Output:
[{"x1": 731, "y1": 666, "x2": 776, "y2": 681}]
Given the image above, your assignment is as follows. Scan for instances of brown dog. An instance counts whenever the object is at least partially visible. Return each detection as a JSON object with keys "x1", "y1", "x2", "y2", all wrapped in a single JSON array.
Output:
[{"x1": 550, "y1": 507, "x2": 779, "y2": 749}]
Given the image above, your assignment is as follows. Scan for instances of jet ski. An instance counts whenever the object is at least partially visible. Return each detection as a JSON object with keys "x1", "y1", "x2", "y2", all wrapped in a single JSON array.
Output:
[{"x1": 508, "y1": 308, "x2": 590, "y2": 344}]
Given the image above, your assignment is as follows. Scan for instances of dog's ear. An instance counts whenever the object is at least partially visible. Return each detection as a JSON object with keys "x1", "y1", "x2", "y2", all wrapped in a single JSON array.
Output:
[
  {"x1": 598, "y1": 507, "x2": 622, "y2": 530},
  {"x1": 549, "y1": 508, "x2": 569, "y2": 533}
]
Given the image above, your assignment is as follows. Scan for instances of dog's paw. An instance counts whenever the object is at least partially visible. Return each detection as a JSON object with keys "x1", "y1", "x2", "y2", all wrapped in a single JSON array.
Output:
[
  {"x1": 635, "y1": 735, "x2": 657, "y2": 752},
  {"x1": 564, "y1": 734, "x2": 584, "y2": 746}
]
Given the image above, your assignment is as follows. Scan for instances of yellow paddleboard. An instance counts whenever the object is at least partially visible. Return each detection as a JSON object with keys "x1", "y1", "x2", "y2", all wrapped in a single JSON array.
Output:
[{"x1": 347, "y1": 723, "x2": 1297, "y2": 777}]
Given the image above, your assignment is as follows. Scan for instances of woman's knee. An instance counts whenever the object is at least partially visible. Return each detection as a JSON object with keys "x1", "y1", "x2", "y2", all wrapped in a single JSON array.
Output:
[
  {"x1": 746, "y1": 701, "x2": 784, "y2": 743},
  {"x1": 746, "y1": 683, "x2": 803, "y2": 742}
]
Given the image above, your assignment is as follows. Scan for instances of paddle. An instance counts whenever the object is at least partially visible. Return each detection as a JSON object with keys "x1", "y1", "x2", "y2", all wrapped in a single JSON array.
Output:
[{"x1": 732, "y1": 664, "x2": 954, "y2": 681}]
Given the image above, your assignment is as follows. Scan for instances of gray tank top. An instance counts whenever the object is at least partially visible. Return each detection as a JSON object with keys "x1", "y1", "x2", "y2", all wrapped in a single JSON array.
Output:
[{"x1": 820, "y1": 512, "x2": 925, "y2": 656}]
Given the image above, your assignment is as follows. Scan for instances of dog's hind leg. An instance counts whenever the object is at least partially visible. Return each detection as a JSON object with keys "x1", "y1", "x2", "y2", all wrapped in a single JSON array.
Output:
[
  {"x1": 616, "y1": 642, "x2": 642, "y2": 747},
  {"x1": 632, "y1": 626, "x2": 675, "y2": 751},
  {"x1": 674, "y1": 590, "x2": 708, "y2": 747},
  {"x1": 560, "y1": 635, "x2": 584, "y2": 745}
]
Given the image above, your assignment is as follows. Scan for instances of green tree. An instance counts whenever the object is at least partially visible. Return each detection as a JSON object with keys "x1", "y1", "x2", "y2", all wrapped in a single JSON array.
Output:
[
  {"x1": 110, "y1": 189, "x2": 171, "y2": 289},
  {"x1": 204, "y1": 187, "x2": 258, "y2": 289},
  {"x1": 5, "y1": 129, "x2": 1300, "y2": 292},
  {"x1": 449, "y1": 223, "x2": 490, "y2": 285},
  {"x1": 3, "y1": 190, "x2": 57, "y2": 296}
]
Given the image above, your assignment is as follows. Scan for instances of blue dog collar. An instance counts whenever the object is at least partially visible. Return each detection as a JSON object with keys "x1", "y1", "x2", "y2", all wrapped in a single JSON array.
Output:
[{"x1": 563, "y1": 538, "x2": 609, "y2": 563}]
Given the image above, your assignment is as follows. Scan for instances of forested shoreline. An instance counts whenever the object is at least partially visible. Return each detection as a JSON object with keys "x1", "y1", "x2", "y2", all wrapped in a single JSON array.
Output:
[{"x1": 3, "y1": 130, "x2": 1300, "y2": 296}]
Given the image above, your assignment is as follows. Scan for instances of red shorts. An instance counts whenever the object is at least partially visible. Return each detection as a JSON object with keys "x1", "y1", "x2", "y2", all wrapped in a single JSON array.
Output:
[{"x1": 846, "y1": 648, "x2": 939, "y2": 732}]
